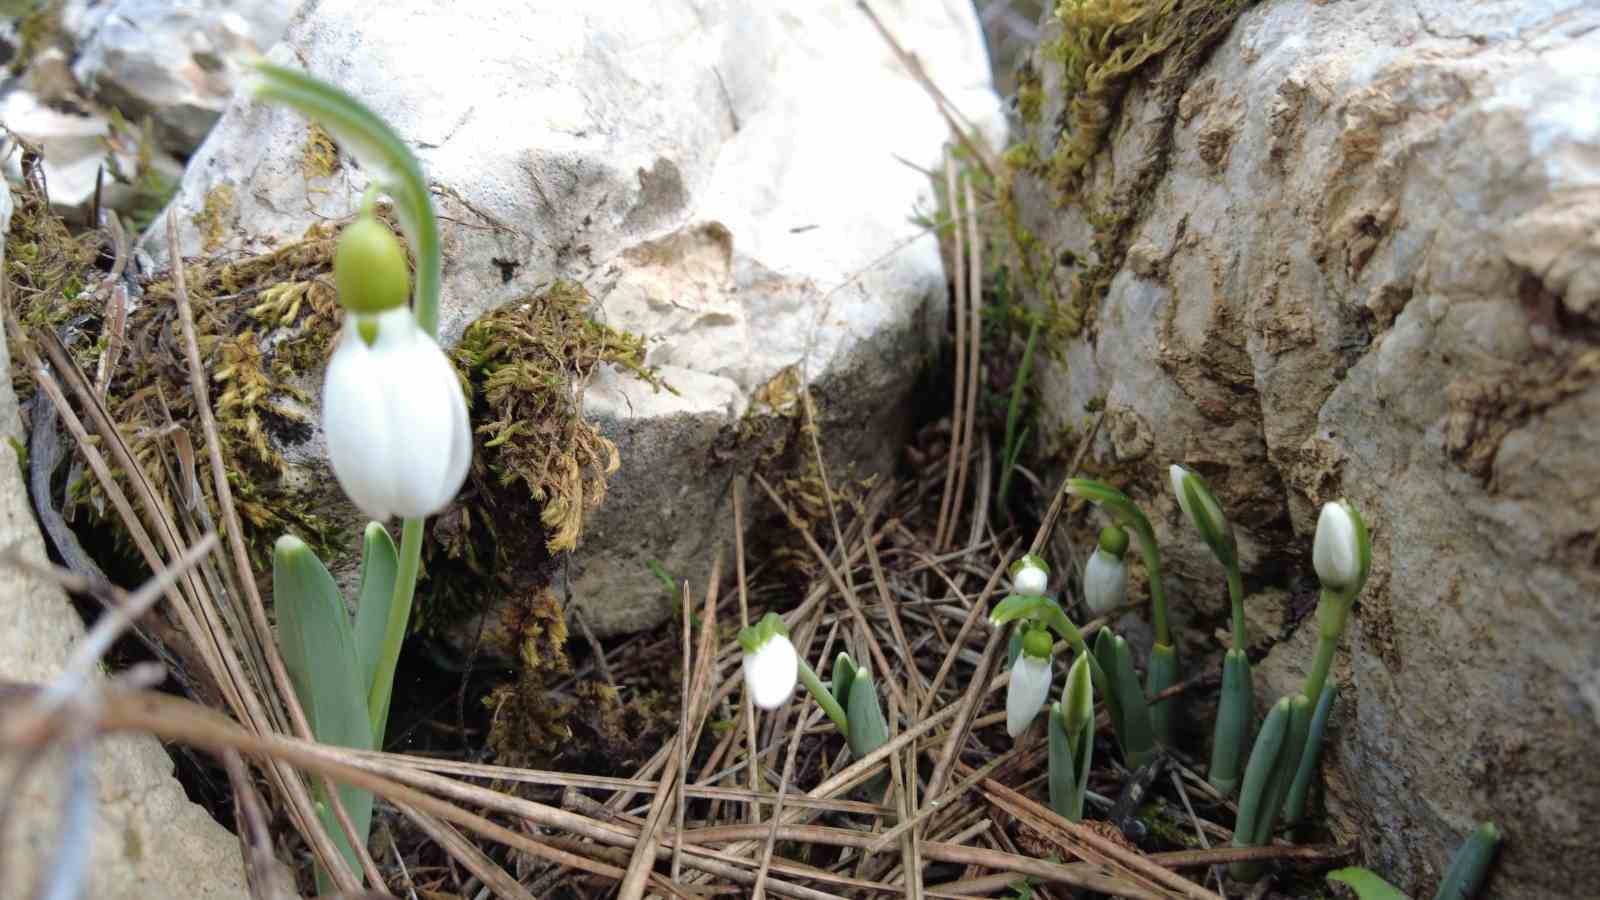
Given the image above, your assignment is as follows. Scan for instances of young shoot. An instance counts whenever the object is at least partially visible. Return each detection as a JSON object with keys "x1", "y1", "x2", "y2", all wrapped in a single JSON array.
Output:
[
  {"x1": 1048, "y1": 652, "x2": 1095, "y2": 820},
  {"x1": 1169, "y1": 463, "x2": 1252, "y2": 797}
]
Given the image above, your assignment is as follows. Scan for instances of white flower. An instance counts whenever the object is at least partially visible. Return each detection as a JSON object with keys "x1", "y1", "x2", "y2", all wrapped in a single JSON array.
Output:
[
  {"x1": 322, "y1": 307, "x2": 471, "y2": 520},
  {"x1": 1006, "y1": 652, "x2": 1053, "y2": 738},
  {"x1": 1013, "y1": 558, "x2": 1049, "y2": 597},
  {"x1": 1312, "y1": 500, "x2": 1363, "y2": 593},
  {"x1": 1083, "y1": 546, "x2": 1128, "y2": 615},
  {"x1": 741, "y1": 632, "x2": 799, "y2": 710}
]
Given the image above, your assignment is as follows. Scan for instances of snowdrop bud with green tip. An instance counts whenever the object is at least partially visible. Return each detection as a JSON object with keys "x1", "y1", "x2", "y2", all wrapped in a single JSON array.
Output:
[
  {"x1": 1170, "y1": 463, "x2": 1236, "y2": 570},
  {"x1": 1010, "y1": 553, "x2": 1050, "y2": 597},
  {"x1": 1083, "y1": 525, "x2": 1129, "y2": 615},
  {"x1": 738, "y1": 613, "x2": 799, "y2": 710},
  {"x1": 322, "y1": 306, "x2": 471, "y2": 520},
  {"x1": 1006, "y1": 626, "x2": 1054, "y2": 738}
]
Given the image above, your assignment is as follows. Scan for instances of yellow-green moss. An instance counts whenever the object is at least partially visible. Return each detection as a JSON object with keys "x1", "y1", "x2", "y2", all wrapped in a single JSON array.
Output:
[
  {"x1": 7, "y1": 168, "x2": 352, "y2": 568},
  {"x1": 299, "y1": 123, "x2": 340, "y2": 180},
  {"x1": 450, "y1": 280, "x2": 663, "y2": 555},
  {"x1": 193, "y1": 183, "x2": 235, "y2": 253}
]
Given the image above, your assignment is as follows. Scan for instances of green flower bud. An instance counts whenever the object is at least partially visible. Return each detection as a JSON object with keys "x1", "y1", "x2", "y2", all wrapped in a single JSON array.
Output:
[
  {"x1": 1022, "y1": 626, "x2": 1054, "y2": 660},
  {"x1": 1097, "y1": 525, "x2": 1129, "y2": 559},
  {"x1": 335, "y1": 214, "x2": 410, "y2": 315}
]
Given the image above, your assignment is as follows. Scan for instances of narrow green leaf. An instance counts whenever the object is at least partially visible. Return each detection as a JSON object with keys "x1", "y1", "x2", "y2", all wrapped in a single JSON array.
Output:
[
  {"x1": 1094, "y1": 628, "x2": 1125, "y2": 748},
  {"x1": 1108, "y1": 632, "x2": 1155, "y2": 767},
  {"x1": 1283, "y1": 678, "x2": 1338, "y2": 824},
  {"x1": 1207, "y1": 648, "x2": 1253, "y2": 797},
  {"x1": 1146, "y1": 642, "x2": 1178, "y2": 746},
  {"x1": 846, "y1": 669, "x2": 889, "y2": 760},
  {"x1": 273, "y1": 535, "x2": 374, "y2": 884},
  {"x1": 831, "y1": 652, "x2": 859, "y2": 710},
  {"x1": 1233, "y1": 697, "x2": 1291, "y2": 854},
  {"x1": 352, "y1": 521, "x2": 398, "y2": 699},
  {"x1": 1328, "y1": 867, "x2": 1411, "y2": 900},
  {"x1": 1047, "y1": 705, "x2": 1080, "y2": 820},
  {"x1": 1254, "y1": 694, "x2": 1312, "y2": 846},
  {"x1": 1433, "y1": 822, "x2": 1501, "y2": 900}
]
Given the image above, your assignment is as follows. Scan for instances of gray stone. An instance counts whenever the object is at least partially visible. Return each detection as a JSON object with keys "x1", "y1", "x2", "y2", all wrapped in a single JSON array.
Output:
[
  {"x1": 64, "y1": 0, "x2": 299, "y2": 156},
  {"x1": 147, "y1": 0, "x2": 1004, "y2": 636},
  {"x1": 0, "y1": 186, "x2": 247, "y2": 899},
  {"x1": 1014, "y1": 1, "x2": 1600, "y2": 896}
]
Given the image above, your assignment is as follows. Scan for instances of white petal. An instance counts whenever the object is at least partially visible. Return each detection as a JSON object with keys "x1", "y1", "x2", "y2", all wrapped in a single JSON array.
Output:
[
  {"x1": 1006, "y1": 653, "x2": 1052, "y2": 739},
  {"x1": 743, "y1": 635, "x2": 798, "y2": 710},
  {"x1": 1170, "y1": 464, "x2": 1196, "y2": 525},
  {"x1": 323, "y1": 321, "x2": 399, "y2": 520},
  {"x1": 1083, "y1": 548, "x2": 1128, "y2": 615},
  {"x1": 374, "y1": 311, "x2": 460, "y2": 518},
  {"x1": 1313, "y1": 502, "x2": 1359, "y2": 589},
  {"x1": 1013, "y1": 563, "x2": 1048, "y2": 597}
]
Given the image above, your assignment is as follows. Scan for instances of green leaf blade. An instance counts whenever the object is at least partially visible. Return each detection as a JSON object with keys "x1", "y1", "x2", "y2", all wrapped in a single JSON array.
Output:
[{"x1": 352, "y1": 521, "x2": 399, "y2": 699}]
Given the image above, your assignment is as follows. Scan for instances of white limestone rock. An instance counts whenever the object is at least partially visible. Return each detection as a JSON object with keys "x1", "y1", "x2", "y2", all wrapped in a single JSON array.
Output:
[
  {"x1": 148, "y1": 0, "x2": 1004, "y2": 635},
  {"x1": 1013, "y1": 2, "x2": 1600, "y2": 896},
  {"x1": 0, "y1": 184, "x2": 248, "y2": 900}
]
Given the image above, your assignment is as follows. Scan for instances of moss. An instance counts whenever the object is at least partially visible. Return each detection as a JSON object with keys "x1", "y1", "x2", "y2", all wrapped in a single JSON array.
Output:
[
  {"x1": 193, "y1": 183, "x2": 236, "y2": 253},
  {"x1": 987, "y1": 0, "x2": 1257, "y2": 351},
  {"x1": 7, "y1": 166, "x2": 353, "y2": 568},
  {"x1": 299, "y1": 123, "x2": 340, "y2": 180},
  {"x1": 482, "y1": 587, "x2": 573, "y2": 766},
  {"x1": 449, "y1": 280, "x2": 661, "y2": 556}
]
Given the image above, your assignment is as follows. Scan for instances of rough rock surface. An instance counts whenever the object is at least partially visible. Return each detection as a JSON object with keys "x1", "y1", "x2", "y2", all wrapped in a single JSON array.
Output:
[
  {"x1": 0, "y1": 187, "x2": 247, "y2": 899},
  {"x1": 0, "y1": 0, "x2": 295, "y2": 219},
  {"x1": 150, "y1": 0, "x2": 1004, "y2": 635},
  {"x1": 63, "y1": 0, "x2": 299, "y2": 156},
  {"x1": 1012, "y1": 1, "x2": 1599, "y2": 896}
]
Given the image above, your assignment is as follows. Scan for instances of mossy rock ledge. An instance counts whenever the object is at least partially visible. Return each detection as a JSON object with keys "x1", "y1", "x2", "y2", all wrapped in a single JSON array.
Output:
[{"x1": 1002, "y1": 2, "x2": 1600, "y2": 897}]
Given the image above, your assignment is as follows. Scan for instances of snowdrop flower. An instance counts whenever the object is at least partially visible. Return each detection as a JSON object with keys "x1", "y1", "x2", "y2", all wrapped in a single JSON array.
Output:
[
  {"x1": 322, "y1": 212, "x2": 469, "y2": 520},
  {"x1": 1083, "y1": 525, "x2": 1129, "y2": 615},
  {"x1": 1312, "y1": 500, "x2": 1368, "y2": 596},
  {"x1": 1010, "y1": 553, "x2": 1050, "y2": 597},
  {"x1": 739, "y1": 613, "x2": 798, "y2": 710},
  {"x1": 1170, "y1": 464, "x2": 1235, "y2": 569},
  {"x1": 1006, "y1": 627, "x2": 1054, "y2": 738}
]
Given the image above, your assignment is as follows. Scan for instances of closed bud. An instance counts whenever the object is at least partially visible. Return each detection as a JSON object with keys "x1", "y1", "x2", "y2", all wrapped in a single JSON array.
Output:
[
  {"x1": 1009, "y1": 554, "x2": 1050, "y2": 597},
  {"x1": 1312, "y1": 500, "x2": 1369, "y2": 596},
  {"x1": 1170, "y1": 464, "x2": 1236, "y2": 570}
]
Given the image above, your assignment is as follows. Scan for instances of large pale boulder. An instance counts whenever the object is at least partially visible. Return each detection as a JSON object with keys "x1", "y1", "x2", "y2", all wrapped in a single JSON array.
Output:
[
  {"x1": 149, "y1": 0, "x2": 1004, "y2": 635},
  {"x1": 0, "y1": 186, "x2": 247, "y2": 899},
  {"x1": 1011, "y1": 0, "x2": 1599, "y2": 896}
]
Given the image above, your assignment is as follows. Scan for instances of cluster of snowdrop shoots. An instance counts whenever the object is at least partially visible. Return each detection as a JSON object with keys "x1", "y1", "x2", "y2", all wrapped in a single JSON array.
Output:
[{"x1": 741, "y1": 470, "x2": 1500, "y2": 893}]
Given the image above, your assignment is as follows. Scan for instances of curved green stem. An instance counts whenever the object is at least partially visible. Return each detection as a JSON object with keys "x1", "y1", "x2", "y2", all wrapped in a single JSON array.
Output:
[
  {"x1": 1135, "y1": 529, "x2": 1170, "y2": 645},
  {"x1": 1226, "y1": 566, "x2": 1246, "y2": 651},
  {"x1": 797, "y1": 656, "x2": 850, "y2": 737}
]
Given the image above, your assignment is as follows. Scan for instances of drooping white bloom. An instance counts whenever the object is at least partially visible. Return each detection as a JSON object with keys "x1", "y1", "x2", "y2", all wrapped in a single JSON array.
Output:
[
  {"x1": 1083, "y1": 546, "x2": 1128, "y2": 615},
  {"x1": 1312, "y1": 500, "x2": 1363, "y2": 593},
  {"x1": 1006, "y1": 651, "x2": 1053, "y2": 739},
  {"x1": 741, "y1": 632, "x2": 799, "y2": 710},
  {"x1": 1013, "y1": 557, "x2": 1049, "y2": 597},
  {"x1": 322, "y1": 307, "x2": 471, "y2": 520}
]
